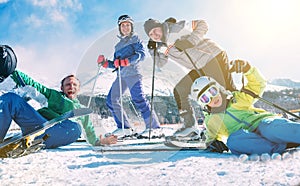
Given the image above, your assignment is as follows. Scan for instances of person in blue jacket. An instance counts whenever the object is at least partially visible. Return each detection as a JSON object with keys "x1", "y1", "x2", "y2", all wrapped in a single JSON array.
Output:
[{"x1": 98, "y1": 15, "x2": 161, "y2": 138}]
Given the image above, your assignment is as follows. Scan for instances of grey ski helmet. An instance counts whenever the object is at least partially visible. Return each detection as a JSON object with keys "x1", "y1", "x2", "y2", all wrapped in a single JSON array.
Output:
[
  {"x1": 0, "y1": 45, "x2": 17, "y2": 82},
  {"x1": 190, "y1": 76, "x2": 218, "y2": 105}
]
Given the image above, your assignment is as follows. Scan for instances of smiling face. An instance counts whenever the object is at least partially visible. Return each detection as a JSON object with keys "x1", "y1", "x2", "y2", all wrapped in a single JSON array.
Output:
[
  {"x1": 148, "y1": 27, "x2": 163, "y2": 42},
  {"x1": 61, "y1": 76, "x2": 80, "y2": 100},
  {"x1": 207, "y1": 94, "x2": 223, "y2": 108},
  {"x1": 120, "y1": 22, "x2": 132, "y2": 36}
]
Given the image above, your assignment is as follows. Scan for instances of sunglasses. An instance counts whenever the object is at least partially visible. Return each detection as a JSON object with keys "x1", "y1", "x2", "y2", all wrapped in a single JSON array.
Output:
[{"x1": 197, "y1": 85, "x2": 219, "y2": 105}]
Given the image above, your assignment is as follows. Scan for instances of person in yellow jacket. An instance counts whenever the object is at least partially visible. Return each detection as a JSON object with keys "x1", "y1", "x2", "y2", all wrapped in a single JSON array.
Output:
[{"x1": 190, "y1": 59, "x2": 300, "y2": 155}]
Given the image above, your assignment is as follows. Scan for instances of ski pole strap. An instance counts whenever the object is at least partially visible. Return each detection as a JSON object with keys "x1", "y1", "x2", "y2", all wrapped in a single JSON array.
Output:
[
  {"x1": 183, "y1": 49, "x2": 205, "y2": 76},
  {"x1": 241, "y1": 88, "x2": 300, "y2": 120},
  {"x1": 15, "y1": 71, "x2": 26, "y2": 87},
  {"x1": 240, "y1": 88, "x2": 259, "y2": 98}
]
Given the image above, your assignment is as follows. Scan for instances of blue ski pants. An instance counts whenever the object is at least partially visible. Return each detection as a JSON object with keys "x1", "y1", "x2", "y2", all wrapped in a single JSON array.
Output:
[
  {"x1": 106, "y1": 75, "x2": 160, "y2": 129},
  {"x1": 0, "y1": 93, "x2": 81, "y2": 148},
  {"x1": 227, "y1": 117, "x2": 300, "y2": 155}
]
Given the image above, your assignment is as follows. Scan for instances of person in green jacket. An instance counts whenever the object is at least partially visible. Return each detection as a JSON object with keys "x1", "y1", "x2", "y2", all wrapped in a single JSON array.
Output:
[
  {"x1": 190, "y1": 59, "x2": 300, "y2": 155},
  {"x1": 10, "y1": 70, "x2": 118, "y2": 148}
]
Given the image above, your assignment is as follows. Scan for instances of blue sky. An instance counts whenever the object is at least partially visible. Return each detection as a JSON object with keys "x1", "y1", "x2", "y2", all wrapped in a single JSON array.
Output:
[{"x1": 1, "y1": 0, "x2": 300, "y2": 85}]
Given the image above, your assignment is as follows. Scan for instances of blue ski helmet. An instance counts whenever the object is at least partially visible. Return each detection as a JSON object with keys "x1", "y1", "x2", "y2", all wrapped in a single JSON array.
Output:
[{"x1": 0, "y1": 45, "x2": 17, "y2": 82}]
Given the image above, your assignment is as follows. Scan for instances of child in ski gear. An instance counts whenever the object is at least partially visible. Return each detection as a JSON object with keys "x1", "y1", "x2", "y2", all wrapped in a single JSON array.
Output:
[
  {"x1": 143, "y1": 18, "x2": 236, "y2": 139},
  {"x1": 190, "y1": 59, "x2": 300, "y2": 155},
  {"x1": 98, "y1": 15, "x2": 160, "y2": 138},
  {"x1": 0, "y1": 44, "x2": 117, "y2": 147}
]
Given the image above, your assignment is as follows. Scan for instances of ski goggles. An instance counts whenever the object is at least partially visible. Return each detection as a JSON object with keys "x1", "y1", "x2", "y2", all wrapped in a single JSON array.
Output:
[{"x1": 197, "y1": 85, "x2": 219, "y2": 105}]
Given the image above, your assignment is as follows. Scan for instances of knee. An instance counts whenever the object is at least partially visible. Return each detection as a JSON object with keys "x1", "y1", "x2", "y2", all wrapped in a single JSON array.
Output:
[{"x1": 1, "y1": 92, "x2": 22, "y2": 102}]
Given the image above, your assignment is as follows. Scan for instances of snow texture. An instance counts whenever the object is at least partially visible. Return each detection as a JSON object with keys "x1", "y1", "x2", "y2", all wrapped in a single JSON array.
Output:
[{"x1": 1, "y1": 142, "x2": 300, "y2": 186}]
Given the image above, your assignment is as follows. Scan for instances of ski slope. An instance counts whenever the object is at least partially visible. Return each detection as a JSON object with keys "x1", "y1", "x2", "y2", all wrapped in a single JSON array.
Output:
[{"x1": 1, "y1": 142, "x2": 300, "y2": 185}]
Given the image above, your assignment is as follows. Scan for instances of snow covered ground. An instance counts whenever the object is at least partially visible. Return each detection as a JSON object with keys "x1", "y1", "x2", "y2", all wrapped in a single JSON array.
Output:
[
  {"x1": 1, "y1": 141, "x2": 300, "y2": 186},
  {"x1": 2, "y1": 109, "x2": 300, "y2": 185}
]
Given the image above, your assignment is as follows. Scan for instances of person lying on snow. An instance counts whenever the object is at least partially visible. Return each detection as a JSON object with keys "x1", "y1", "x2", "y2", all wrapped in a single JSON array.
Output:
[
  {"x1": 190, "y1": 59, "x2": 300, "y2": 155},
  {"x1": 0, "y1": 45, "x2": 117, "y2": 149}
]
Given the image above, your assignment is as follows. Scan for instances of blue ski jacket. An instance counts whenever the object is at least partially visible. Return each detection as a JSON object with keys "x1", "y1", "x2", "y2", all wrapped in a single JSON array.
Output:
[{"x1": 107, "y1": 33, "x2": 145, "y2": 77}]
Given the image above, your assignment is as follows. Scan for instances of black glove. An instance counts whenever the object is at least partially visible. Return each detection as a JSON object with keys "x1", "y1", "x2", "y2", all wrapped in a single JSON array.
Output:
[
  {"x1": 147, "y1": 40, "x2": 157, "y2": 50},
  {"x1": 229, "y1": 59, "x2": 251, "y2": 73},
  {"x1": 206, "y1": 140, "x2": 229, "y2": 153},
  {"x1": 174, "y1": 39, "x2": 194, "y2": 52}
]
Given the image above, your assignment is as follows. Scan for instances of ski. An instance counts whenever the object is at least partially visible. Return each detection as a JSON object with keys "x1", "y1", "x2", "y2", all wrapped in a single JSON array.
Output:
[
  {"x1": 93, "y1": 137, "x2": 207, "y2": 153},
  {"x1": 0, "y1": 108, "x2": 93, "y2": 158},
  {"x1": 93, "y1": 143, "x2": 206, "y2": 153}
]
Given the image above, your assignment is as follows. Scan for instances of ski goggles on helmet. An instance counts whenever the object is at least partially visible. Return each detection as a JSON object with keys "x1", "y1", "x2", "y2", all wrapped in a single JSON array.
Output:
[
  {"x1": 118, "y1": 16, "x2": 134, "y2": 25},
  {"x1": 197, "y1": 85, "x2": 219, "y2": 105}
]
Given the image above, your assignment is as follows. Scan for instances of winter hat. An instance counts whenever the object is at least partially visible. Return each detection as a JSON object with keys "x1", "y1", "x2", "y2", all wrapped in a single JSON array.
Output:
[
  {"x1": 144, "y1": 19, "x2": 162, "y2": 36},
  {"x1": 0, "y1": 45, "x2": 17, "y2": 82}
]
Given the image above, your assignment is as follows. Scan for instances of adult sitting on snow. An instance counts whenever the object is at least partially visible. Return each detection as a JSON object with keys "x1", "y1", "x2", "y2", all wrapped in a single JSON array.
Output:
[
  {"x1": 190, "y1": 59, "x2": 300, "y2": 155},
  {"x1": 143, "y1": 18, "x2": 236, "y2": 140},
  {"x1": 0, "y1": 45, "x2": 117, "y2": 148}
]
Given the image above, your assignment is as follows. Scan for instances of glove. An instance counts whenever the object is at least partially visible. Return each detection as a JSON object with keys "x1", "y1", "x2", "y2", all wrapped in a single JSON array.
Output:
[
  {"x1": 206, "y1": 140, "x2": 229, "y2": 153},
  {"x1": 174, "y1": 39, "x2": 194, "y2": 52},
  {"x1": 229, "y1": 59, "x2": 251, "y2": 73},
  {"x1": 147, "y1": 40, "x2": 157, "y2": 49},
  {"x1": 97, "y1": 55, "x2": 108, "y2": 68},
  {"x1": 114, "y1": 58, "x2": 129, "y2": 68}
]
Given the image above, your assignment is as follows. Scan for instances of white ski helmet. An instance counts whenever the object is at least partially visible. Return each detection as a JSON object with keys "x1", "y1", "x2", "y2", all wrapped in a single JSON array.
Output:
[
  {"x1": 190, "y1": 76, "x2": 218, "y2": 105},
  {"x1": 118, "y1": 15, "x2": 134, "y2": 25}
]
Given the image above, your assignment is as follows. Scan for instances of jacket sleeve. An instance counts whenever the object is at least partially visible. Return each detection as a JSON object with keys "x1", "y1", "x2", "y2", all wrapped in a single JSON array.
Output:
[
  {"x1": 11, "y1": 70, "x2": 52, "y2": 98},
  {"x1": 185, "y1": 20, "x2": 208, "y2": 46},
  {"x1": 232, "y1": 67, "x2": 267, "y2": 109},
  {"x1": 148, "y1": 41, "x2": 170, "y2": 68},
  {"x1": 79, "y1": 114, "x2": 99, "y2": 146},
  {"x1": 114, "y1": 36, "x2": 145, "y2": 65},
  {"x1": 127, "y1": 41, "x2": 145, "y2": 64}
]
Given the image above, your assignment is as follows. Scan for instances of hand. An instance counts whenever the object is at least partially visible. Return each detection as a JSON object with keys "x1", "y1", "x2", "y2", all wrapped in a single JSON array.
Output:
[
  {"x1": 114, "y1": 58, "x2": 129, "y2": 68},
  {"x1": 97, "y1": 55, "x2": 108, "y2": 68},
  {"x1": 229, "y1": 59, "x2": 251, "y2": 73},
  {"x1": 147, "y1": 40, "x2": 157, "y2": 49},
  {"x1": 98, "y1": 134, "x2": 118, "y2": 145},
  {"x1": 174, "y1": 39, "x2": 194, "y2": 52},
  {"x1": 206, "y1": 140, "x2": 228, "y2": 153}
]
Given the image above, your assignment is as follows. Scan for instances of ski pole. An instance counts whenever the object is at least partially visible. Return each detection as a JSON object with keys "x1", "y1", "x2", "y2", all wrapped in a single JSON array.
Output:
[
  {"x1": 148, "y1": 42, "x2": 159, "y2": 140},
  {"x1": 241, "y1": 88, "x2": 300, "y2": 120},
  {"x1": 183, "y1": 49, "x2": 205, "y2": 77},
  {"x1": 117, "y1": 66, "x2": 125, "y2": 135},
  {"x1": 126, "y1": 97, "x2": 143, "y2": 126},
  {"x1": 87, "y1": 63, "x2": 102, "y2": 108}
]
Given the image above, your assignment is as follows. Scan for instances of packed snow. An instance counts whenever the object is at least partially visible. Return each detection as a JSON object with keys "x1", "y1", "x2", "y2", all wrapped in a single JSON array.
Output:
[{"x1": 1, "y1": 141, "x2": 300, "y2": 185}]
